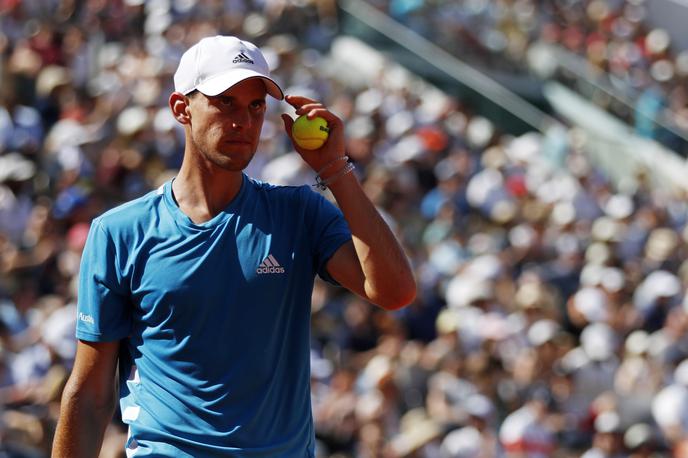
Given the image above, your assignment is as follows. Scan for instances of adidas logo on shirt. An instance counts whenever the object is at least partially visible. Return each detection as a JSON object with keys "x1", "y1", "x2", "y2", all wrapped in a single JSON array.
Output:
[
  {"x1": 256, "y1": 254, "x2": 285, "y2": 274},
  {"x1": 232, "y1": 52, "x2": 254, "y2": 64}
]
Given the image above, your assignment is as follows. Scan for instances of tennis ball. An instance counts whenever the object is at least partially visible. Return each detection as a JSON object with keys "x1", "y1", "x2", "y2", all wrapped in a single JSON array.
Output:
[{"x1": 292, "y1": 116, "x2": 329, "y2": 150}]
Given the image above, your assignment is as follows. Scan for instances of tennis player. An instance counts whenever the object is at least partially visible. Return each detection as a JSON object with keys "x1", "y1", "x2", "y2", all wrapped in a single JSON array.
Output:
[{"x1": 52, "y1": 35, "x2": 416, "y2": 457}]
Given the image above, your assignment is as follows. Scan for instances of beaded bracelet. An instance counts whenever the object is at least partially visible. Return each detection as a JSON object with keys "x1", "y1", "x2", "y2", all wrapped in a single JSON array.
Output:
[
  {"x1": 315, "y1": 156, "x2": 349, "y2": 176},
  {"x1": 313, "y1": 162, "x2": 356, "y2": 191}
]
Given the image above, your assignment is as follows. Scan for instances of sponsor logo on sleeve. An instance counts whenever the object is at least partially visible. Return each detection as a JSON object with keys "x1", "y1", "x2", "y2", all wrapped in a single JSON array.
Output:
[{"x1": 79, "y1": 312, "x2": 95, "y2": 324}]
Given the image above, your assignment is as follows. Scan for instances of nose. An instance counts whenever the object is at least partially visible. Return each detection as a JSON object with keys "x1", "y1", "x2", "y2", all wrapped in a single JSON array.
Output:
[{"x1": 230, "y1": 109, "x2": 251, "y2": 129}]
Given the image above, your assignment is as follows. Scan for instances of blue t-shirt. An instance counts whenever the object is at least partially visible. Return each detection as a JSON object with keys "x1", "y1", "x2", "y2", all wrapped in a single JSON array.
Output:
[{"x1": 76, "y1": 175, "x2": 352, "y2": 457}]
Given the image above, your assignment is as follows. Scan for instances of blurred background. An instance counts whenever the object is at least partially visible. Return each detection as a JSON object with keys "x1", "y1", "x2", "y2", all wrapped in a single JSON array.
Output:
[{"x1": 3, "y1": 0, "x2": 688, "y2": 456}]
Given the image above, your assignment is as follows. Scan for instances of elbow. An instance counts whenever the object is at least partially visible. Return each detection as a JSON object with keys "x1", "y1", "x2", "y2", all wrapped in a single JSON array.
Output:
[
  {"x1": 60, "y1": 375, "x2": 116, "y2": 415},
  {"x1": 376, "y1": 277, "x2": 417, "y2": 311}
]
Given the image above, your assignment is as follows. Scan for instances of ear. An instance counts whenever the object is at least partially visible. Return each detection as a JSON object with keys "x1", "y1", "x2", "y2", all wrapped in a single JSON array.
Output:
[{"x1": 169, "y1": 92, "x2": 191, "y2": 125}]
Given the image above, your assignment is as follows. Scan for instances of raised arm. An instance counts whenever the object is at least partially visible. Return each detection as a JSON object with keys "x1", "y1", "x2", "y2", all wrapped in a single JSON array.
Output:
[
  {"x1": 281, "y1": 95, "x2": 416, "y2": 310},
  {"x1": 52, "y1": 340, "x2": 120, "y2": 458}
]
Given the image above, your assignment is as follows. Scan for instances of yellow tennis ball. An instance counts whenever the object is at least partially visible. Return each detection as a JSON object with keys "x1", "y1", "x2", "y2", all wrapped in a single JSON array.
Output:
[{"x1": 292, "y1": 116, "x2": 329, "y2": 150}]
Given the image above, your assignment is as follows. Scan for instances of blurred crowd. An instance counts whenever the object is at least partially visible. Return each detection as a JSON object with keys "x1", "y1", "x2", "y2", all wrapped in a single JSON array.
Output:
[
  {"x1": 367, "y1": 0, "x2": 688, "y2": 155},
  {"x1": 3, "y1": 0, "x2": 688, "y2": 457}
]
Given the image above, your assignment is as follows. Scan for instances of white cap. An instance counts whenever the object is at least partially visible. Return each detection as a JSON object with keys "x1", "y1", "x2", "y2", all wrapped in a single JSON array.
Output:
[
  {"x1": 464, "y1": 393, "x2": 495, "y2": 419},
  {"x1": 581, "y1": 322, "x2": 616, "y2": 361},
  {"x1": 594, "y1": 411, "x2": 621, "y2": 433},
  {"x1": 674, "y1": 359, "x2": 688, "y2": 386},
  {"x1": 441, "y1": 426, "x2": 482, "y2": 458},
  {"x1": 173, "y1": 35, "x2": 283, "y2": 100},
  {"x1": 528, "y1": 319, "x2": 561, "y2": 347}
]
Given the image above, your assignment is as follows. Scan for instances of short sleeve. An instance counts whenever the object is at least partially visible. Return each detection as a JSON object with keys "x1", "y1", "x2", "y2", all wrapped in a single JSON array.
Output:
[
  {"x1": 302, "y1": 187, "x2": 352, "y2": 284},
  {"x1": 75, "y1": 220, "x2": 132, "y2": 342}
]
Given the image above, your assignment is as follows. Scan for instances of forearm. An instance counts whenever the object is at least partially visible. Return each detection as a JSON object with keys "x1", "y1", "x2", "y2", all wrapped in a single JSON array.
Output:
[
  {"x1": 327, "y1": 171, "x2": 416, "y2": 309},
  {"x1": 52, "y1": 382, "x2": 116, "y2": 458},
  {"x1": 281, "y1": 95, "x2": 415, "y2": 308}
]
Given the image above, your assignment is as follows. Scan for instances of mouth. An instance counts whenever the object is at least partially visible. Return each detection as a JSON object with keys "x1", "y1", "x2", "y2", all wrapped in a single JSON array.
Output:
[{"x1": 224, "y1": 139, "x2": 252, "y2": 146}]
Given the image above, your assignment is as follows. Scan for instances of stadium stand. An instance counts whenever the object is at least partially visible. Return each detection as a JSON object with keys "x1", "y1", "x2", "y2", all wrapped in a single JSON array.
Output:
[{"x1": 2, "y1": 0, "x2": 688, "y2": 456}]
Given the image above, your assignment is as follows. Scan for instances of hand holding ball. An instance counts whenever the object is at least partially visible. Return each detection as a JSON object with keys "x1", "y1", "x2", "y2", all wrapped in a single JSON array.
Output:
[{"x1": 292, "y1": 116, "x2": 329, "y2": 150}]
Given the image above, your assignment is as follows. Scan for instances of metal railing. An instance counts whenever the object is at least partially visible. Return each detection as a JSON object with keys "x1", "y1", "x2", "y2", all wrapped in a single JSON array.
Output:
[
  {"x1": 335, "y1": 0, "x2": 688, "y2": 191},
  {"x1": 549, "y1": 45, "x2": 688, "y2": 157},
  {"x1": 338, "y1": 0, "x2": 688, "y2": 158},
  {"x1": 337, "y1": 0, "x2": 561, "y2": 135}
]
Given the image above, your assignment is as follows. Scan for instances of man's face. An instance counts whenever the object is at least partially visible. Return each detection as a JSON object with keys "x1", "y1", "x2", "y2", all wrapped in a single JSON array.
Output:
[{"x1": 186, "y1": 78, "x2": 267, "y2": 171}]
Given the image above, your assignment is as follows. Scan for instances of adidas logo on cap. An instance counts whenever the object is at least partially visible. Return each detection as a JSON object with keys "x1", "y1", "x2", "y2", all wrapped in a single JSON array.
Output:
[{"x1": 233, "y1": 52, "x2": 254, "y2": 64}]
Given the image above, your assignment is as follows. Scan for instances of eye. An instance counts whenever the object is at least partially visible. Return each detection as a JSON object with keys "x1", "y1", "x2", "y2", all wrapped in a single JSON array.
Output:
[
  {"x1": 218, "y1": 96, "x2": 233, "y2": 106},
  {"x1": 250, "y1": 99, "x2": 266, "y2": 111}
]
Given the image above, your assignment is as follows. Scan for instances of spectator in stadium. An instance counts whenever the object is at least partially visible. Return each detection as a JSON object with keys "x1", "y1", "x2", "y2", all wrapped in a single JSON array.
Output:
[{"x1": 5, "y1": 1, "x2": 688, "y2": 457}]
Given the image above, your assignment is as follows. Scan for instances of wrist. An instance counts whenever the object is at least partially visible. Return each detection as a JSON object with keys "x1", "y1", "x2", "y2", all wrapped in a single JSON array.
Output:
[
  {"x1": 313, "y1": 157, "x2": 355, "y2": 191},
  {"x1": 315, "y1": 156, "x2": 348, "y2": 177}
]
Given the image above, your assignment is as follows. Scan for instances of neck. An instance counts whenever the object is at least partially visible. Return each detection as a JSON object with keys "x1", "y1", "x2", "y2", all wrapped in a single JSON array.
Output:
[{"x1": 172, "y1": 154, "x2": 244, "y2": 224}]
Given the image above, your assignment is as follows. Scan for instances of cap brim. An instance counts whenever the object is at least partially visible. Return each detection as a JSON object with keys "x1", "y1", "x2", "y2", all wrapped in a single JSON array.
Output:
[{"x1": 195, "y1": 69, "x2": 284, "y2": 100}]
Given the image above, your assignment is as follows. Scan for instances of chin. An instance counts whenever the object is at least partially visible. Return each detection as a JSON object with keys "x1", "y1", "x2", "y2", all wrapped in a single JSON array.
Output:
[
  {"x1": 214, "y1": 160, "x2": 250, "y2": 172},
  {"x1": 212, "y1": 156, "x2": 253, "y2": 172},
  {"x1": 205, "y1": 149, "x2": 255, "y2": 172}
]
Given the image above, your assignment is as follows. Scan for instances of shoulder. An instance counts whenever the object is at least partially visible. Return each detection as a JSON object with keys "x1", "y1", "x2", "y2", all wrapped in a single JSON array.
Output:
[
  {"x1": 92, "y1": 186, "x2": 165, "y2": 235},
  {"x1": 245, "y1": 176, "x2": 316, "y2": 203},
  {"x1": 243, "y1": 177, "x2": 343, "y2": 228}
]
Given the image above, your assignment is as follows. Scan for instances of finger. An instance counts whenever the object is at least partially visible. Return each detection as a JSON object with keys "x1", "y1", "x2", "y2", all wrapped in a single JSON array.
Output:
[
  {"x1": 295, "y1": 102, "x2": 325, "y2": 112},
  {"x1": 295, "y1": 104, "x2": 326, "y2": 117},
  {"x1": 299, "y1": 108, "x2": 342, "y2": 127},
  {"x1": 285, "y1": 94, "x2": 318, "y2": 108}
]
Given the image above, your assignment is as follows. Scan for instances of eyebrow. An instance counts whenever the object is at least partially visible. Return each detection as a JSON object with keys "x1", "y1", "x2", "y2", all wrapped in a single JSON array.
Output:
[{"x1": 210, "y1": 94, "x2": 266, "y2": 104}]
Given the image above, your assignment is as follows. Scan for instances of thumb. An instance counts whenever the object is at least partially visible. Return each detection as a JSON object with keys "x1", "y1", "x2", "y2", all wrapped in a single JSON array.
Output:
[{"x1": 281, "y1": 114, "x2": 294, "y2": 139}]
